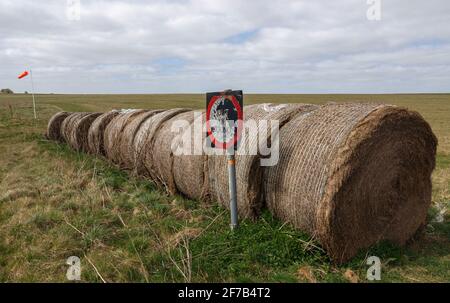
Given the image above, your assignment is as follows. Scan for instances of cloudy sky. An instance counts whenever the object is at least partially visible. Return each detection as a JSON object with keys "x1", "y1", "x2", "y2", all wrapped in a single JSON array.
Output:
[{"x1": 1, "y1": 0, "x2": 449, "y2": 93}]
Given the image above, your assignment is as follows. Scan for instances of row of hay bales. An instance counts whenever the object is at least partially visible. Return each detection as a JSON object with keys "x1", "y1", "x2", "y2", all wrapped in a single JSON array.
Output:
[{"x1": 46, "y1": 103, "x2": 437, "y2": 263}]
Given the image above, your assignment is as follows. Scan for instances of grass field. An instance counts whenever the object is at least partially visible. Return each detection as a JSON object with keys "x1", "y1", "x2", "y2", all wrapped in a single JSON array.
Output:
[{"x1": 0, "y1": 93, "x2": 448, "y2": 282}]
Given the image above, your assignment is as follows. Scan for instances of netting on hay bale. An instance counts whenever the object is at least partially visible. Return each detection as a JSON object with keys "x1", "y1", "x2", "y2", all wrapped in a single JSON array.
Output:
[
  {"x1": 87, "y1": 110, "x2": 120, "y2": 155},
  {"x1": 60, "y1": 112, "x2": 90, "y2": 146},
  {"x1": 118, "y1": 110, "x2": 162, "y2": 170},
  {"x1": 60, "y1": 113, "x2": 78, "y2": 143},
  {"x1": 173, "y1": 111, "x2": 210, "y2": 201},
  {"x1": 69, "y1": 112, "x2": 103, "y2": 152},
  {"x1": 133, "y1": 108, "x2": 190, "y2": 180},
  {"x1": 46, "y1": 111, "x2": 71, "y2": 142},
  {"x1": 151, "y1": 111, "x2": 196, "y2": 194},
  {"x1": 103, "y1": 109, "x2": 148, "y2": 164},
  {"x1": 264, "y1": 103, "x2": 437, "y2": 263},
  {"x1": 207, "y1": 103, "x2": 319, "y2": 219}
]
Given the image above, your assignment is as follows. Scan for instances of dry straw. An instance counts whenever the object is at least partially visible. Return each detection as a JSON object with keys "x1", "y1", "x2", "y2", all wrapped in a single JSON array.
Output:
[
  {"x1": 46, "y1": 111, "x2": 71, "y2": 142},
  {"x1": 103, "y1": 109, "x2": 148, "y2": 164},
  {"x1": 69, "y1": 112, "x2": 102, "y2": 152},
  {"x1": 60, "y1": 112, "x2": 90, "y2": 146},
  {"x1": 152, "y1": 111, "x2": 196, "y2": 194},
  {"x1": 173, "y1": 111, "x2": 209, "y2": 201},
  {"x1": 264, "y1": 103, "x2": 437, "y2": 263},
  {"x1": 118, "y1": 110, "x2": 162, "y2": 169},
  {"x1": 87, "y1": 110, "x2": 120, "y2": 155},
  {"x1": 133, "y1": 108, "x2": 190, "y2": 178}
]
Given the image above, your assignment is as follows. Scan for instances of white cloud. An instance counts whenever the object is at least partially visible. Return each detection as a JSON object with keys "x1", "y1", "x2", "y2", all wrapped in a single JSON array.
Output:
[{"x1": 0, "y1": 0, "x2": 449, "y2": 93}]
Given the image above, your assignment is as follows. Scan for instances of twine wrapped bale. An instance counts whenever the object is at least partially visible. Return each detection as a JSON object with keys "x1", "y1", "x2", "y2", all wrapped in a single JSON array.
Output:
[
  {"x1": 173, "y1": 111, "x2": 210, "y2": 201},
  {"x1": 208, "y1": 104, "x2": 318, "y2": 218},
  {"x1": 60, "y1": 112, "x2": 90, "y2": 145},
  {"x1": 132, "y1": 109, "x2": 180, "y2": 174},
  {"x1": 46, "y1": 111, "x2": 71, "y2": 142},
  {"x1": 264, "y1": 103, "x2": 437, "y2": 263},
  {"x1": 134, "y1": 108, "x2": 190, "y2": 179},
  {"x1": 118, "y1": 110, "x2": 162, "y2": 169},
  {"x1": 151, "y1": 111, "x2": 196, "y2": 194},
  {"x1": 103, "y1": 109, "x2": 147, "y2": 164},
  {"x1": 68, "y1": 112, "x2": 102, "y2": 152},
  {"x1": 60, "y1": 113, "x2": 78, "y2": 143},
  {"x1": 87, "y1": 110, "x2": 120, "y2": 155}
]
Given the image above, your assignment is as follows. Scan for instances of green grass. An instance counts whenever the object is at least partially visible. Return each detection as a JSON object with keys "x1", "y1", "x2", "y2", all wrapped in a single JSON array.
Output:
[{"x1": 0, "y1": 93, "x2": 448, "y2": 282}]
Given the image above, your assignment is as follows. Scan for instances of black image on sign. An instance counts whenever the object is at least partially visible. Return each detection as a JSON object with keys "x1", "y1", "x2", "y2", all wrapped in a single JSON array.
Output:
[{"x1": 206, "y1": 90, "x2": 243, "y2": 150}]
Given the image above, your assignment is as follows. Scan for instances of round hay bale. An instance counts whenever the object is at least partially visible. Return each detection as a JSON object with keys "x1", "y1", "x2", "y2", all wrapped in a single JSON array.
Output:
[
  {"x1": 264, "y1": 103, "x2": 437, "y2": 263},
  {"x1": 133, "y1": 108, "x2": 189, "y2": 177},
  {"x1": 118, "y1": 110, "x2": 162, "y2": 169},
  {"x1": 103, "y1": 109, "x2": 147, "y2": 164},
  {"x1": 69, "y1": 112, "x2": 102, "y2": 152},
  {"x1": 173, "y1": 111, "x2": 209, "y2": 201},
  {"x1": 208, "y1": 103, "x2": 318, "y2": 218},
  {"x1": 60, "y1": 112, "x2": 90, "y2": 145},
  {"x1": 87, "y1": 110, "x2": 120, "y2": 155},
  {"x1": 60, "y1": 113, "x2": 76, "y2": 143},
  {"x1": 152, "y1": 111, "x2": 196, "y2": 194},
  {"x1": 46, "y1": 111, "x2": 71, "y2": 142}
]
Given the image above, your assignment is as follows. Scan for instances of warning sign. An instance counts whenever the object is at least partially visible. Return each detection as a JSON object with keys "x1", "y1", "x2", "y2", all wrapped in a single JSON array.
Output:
[{"x1": 206, "y1": 90, "x2": 243, "y2": 150}]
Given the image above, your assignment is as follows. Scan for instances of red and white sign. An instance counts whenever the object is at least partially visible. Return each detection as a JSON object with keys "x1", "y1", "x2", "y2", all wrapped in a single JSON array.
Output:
[{"x1": 206, "y1": 90, "x2": 243, "y2": 150}]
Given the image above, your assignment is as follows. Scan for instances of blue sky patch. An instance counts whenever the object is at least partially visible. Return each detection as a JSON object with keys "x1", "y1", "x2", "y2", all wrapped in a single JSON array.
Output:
[
  {"x1": 153, "y1": 57, "x2": 186, "y2": 73},
  {"x1": 223, "y1": 29, "x2": 259, "y2": 44}
]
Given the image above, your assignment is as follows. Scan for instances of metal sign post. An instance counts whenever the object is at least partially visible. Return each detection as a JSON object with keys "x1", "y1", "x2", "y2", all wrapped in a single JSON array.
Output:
[
  {"x1": 206, "y1": 89, "x2": 243, "y2": 231},
  {"x1": 227, "y1": 152, "x2": 238, "y2": 230}
]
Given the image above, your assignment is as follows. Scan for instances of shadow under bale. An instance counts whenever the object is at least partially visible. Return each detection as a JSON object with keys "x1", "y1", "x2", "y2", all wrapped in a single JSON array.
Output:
[{"x1": 264, "y1": 103, "x2": 437, "y2": 264}]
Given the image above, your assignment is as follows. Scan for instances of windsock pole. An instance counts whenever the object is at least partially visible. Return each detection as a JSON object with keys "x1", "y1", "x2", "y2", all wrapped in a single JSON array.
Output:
[{"x1": 30, "y1": 69, "x2": 37, "y2": 119}]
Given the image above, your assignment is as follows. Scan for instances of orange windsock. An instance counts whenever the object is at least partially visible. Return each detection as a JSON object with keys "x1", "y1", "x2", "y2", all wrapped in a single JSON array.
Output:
[{"x1": 18, "y1": 71, "x2": 29, "y2": 79}]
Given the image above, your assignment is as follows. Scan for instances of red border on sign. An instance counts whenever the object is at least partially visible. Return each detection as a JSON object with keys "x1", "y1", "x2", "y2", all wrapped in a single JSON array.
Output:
[{"x1": 206, "y1": 95, "x2": 243, "y2": 150}]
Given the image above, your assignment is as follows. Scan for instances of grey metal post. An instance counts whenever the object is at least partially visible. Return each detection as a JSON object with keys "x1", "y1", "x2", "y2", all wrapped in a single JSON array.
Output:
[{"x1": 227, "y1": 152, "x2": 238, "y2": 230}]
